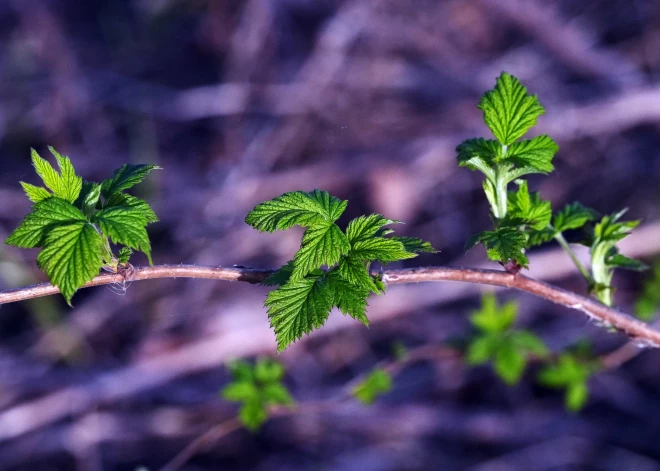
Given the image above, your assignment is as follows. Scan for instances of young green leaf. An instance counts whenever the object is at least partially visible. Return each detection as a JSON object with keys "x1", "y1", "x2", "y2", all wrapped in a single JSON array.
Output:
[
  {"x1": 291, "y1": 223, "x2": 350, "y2": 280},
  {"x1": 478, "y1": 72, "x2": 545, "y2": 145},
  {"x1": 6, "y1": 197, "x2": 88, "y2": 248},
  {"x1": 93, "y1": 206, "x2": 153, "y2": 264},
  {"x1": 262, "y1": 260, "x2": 295, "y2": 287},
  {"x1": 494, "y1": 341, "x2": 526, "y2": 385},
  {"x1": 466, "y1": 335, "x2": 498, "y2": 365},
  {"x1": 36, "y1": 222, "x2": 103, "y2": 304},
  {"x1": 337, "y1": 255, "x2": 380, "y2": 293},
  {"x1": 607, "y1": 253, "x2": 648, "y2": 271},
  {"x1": 239, "y1": 399, "x2": 268, "y2": 431},
  {"x1": 506, "y1": 181, "x2": 552, "y2": 230},
  {"x1": 117, "y1": 247, "x2": 133, "y2": 265},
  {"x1": 101, "y1": 164, "x2": 160, "y2": 197},
  {"x1": 104, "y1": 193, "x2": 159, "y2": 223},
  {"x1": 346, "y1": 214, "x2": 400, "y2": 243},
  {"x1": 352, "y1": 368, "x2": 393, "y2": 405},
  {"x1": 505, "y1": 135, "x2": 557, "y2": 174},
  {"x1": 327, "y1": 270, "x2": 370, "y2": 325},
  {"x1": 19, "y1": 182, "x2": 51, "y2": 203},
  {"x1": 264, "y1": 272, "x2": 334, "y2": 351},
  {"x1": 29, "y1": 148, "x2": 83, "y2": 204},
  {"x1": 390, "y1": 236, "x2": 437, "y2": 254},
  {"x1": 538, "y1": 353, "x2": 596, "y2": 412},
  {"x1": 470, "y1": 293, "x2": 517, "y2": 334},
  {"x1": 455, "y1": 138, "x2": 500, "y2": 179},
  {"x1": 245, "y1": 189, "x2": 347, "y2": 233},
  {"x1": 350, "y1": 238, "x2": 418, "y2": 263},
  {"x1": 254, "y1": 358, "x2": 285, "y2": 383},
  {"x1": 474, "y1": 227, "x2": 529, "y2": 267},
  {"x1": 553, "y1": 202, "x2": 599, "y2": 233}
]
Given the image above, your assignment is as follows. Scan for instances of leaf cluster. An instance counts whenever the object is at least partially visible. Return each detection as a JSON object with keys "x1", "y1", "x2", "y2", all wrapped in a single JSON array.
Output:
[
  {"x1": 466, "y1": 293, "x2": 548, "y2": 385},
  {"x1": 6, "y1": 148, "x2": 159, "y2": 303},
  {"x1": 352, "y1": 368, "x2": 393, "y2": 405},
  {"x1": 538, "y1": 351, "x2": 599, "y2": 412},
  {"x1": 245, "y1": 189, "x2": 436, "y2": 351},
  {"x1": 221, "y1": 358, "x2": 294, "y2": 431}
]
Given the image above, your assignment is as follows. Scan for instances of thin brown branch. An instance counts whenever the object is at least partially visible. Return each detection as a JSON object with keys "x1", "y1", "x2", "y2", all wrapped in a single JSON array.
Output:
[{"x1": 1, "y1": 264, "x2": 658, "y2": 347}]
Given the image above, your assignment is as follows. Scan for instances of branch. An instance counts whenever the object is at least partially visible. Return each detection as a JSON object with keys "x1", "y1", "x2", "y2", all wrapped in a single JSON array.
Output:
[{"x1": 1, "y1": 264, "x2": 658, "y2": 346}]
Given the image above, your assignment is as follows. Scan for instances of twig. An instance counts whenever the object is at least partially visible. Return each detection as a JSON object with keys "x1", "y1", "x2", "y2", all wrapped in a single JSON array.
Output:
[{"x1": 1, "y1": 264, "x2": 658, "y2": 346}]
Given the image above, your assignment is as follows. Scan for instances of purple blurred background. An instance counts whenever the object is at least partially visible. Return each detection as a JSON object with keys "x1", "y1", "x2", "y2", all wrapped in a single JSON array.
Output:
[{"x1": 1, "y1": 0, "x2": 660, "y2": 469}]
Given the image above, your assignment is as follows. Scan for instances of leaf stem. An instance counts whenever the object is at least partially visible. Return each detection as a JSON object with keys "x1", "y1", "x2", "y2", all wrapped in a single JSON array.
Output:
[{"x1": 553, "y1": 232, "x2": 593, "y2": 285}]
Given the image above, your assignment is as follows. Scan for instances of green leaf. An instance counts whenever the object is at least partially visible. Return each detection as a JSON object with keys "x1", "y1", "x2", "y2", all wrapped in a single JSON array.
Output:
[
  {"x1": 262, "y1": 383, "x2": 294, "y2": 406},
  {"x1": 476, "y1": 227, "x2": 529, "y2": 267},
  {"x1": 104, "y1": 193, "x2": 159, "y2": 223},
  {"x1": 239, "y1": 399, "x2": 268, "y2": 431},
  {"x1": 511, "y1": 331, "x2": 549, "y2": 358},
  {"x1": 245, "y1": 189, "x2": 347, "y2": 233},
  {"x1": 79, "y1": 182, "x2": 102, "y2": 213},
  {"x1": 19, "y1": 182, "x2": 51, "y2": 203},
  {"x1": 36, "y1": 222, "x2": 103, "y2": 304},
  {"x1": 594, "y1": 210, "x2": 639, "y2": 243},
  {"x1": 494, "y1": 340, "x2": 526, "y2": 385},
  {"x1": 455, "y1": 138, "x2": 500, "y2": 180},
  {"x1": 327, "y1": 270, "x2": 370, "y2": 325},
  {"x1": 352, "y1": 368, "x2": 393, "y2": 405},
  {"x1": 346, "y1": 214, "x2": 400, "y2": 243},
  {"x1": 337, "y1": 255, "x2": 379, "y2": 293},
  {"x1": 507, "y1": 181, "x2": 552, "y2": 230},
  {"x1": 466, "y1": 335, "x2": 497, "y2": 365},
  {"x1": 606, "y1": 253, "x2": 648, "y2": 271},
  {"x1": 221, "y1": 381, "x2": 258, "y2": 402},
  {"x1": 478, "y1": 72, "x2": 545, "y2": 145},
  {"x1": 101, "y1": 164, "x2": 160, "y2": 197},
  {"x1": 527, "y1": 227, "x2": 556, "y2": 248},
  {"x1": 30, "y1": 148, "x2": 83, "y2": 204},
  {"x1": 350, "y1": 238, "x2": 417, "y2": 263},
  {"x1": 93, "y1": 206, "x2": 152, "y2": 264},
  {"x1": 470, "y1": 293, "x2": 518, "y2": 334},
  {"x1": 254, "y1": 358, "x2": 284, "y2": 383},
  {"x1": 228, "y1": 360, "x2": 254, "y2": 382},
  {"x1": 263, "y1": 260, "x2": 295, "y2": 287},
  {"x1": 290, "y1": 222, "x2": 350, "y2": 280},
  {"x1": 6, "y1": 197, "x2": 87, "y2": 248},
  {"x1": 117, "y1": 247, "x2": 133, "y2": 264},
  {"x1": 565, "y1": 381, "x2": 589, "y2": 412},
  {"x1": 264, "y1": 273, "x2": 335, "y2": 351},
  {"x1": 391, "y1": 237, "x2": 437, "y2": 254},
  {"x1": 538, "y1": 354, "x2": 589, "y2": 387},
  {"x1": 553, "y1": 202, "x2": 599, "y2": 233},
  {"x1": 506, "y1": 135, "x2": 557, "y2": 173}
]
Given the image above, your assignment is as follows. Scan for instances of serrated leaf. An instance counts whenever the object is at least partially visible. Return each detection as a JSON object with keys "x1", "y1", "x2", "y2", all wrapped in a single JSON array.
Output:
[
  {"x1": 254, "y1": 359, "x2": 284, "y2": 383},
  {"x1": 104, "y1": 193, "x2": 158, "y2": 223},
  {"x1": 36, "y1": 222, "x2": 103, "y2": 304},
  {"x1": 6, "y1": 197, "x2": 87, "y2": 248},
  {"x1": 391, "y1": 237, "x2": 437, "y2": 254},
  {"x1": 245, "y1": 189, "x2": 347, "y2": 233},
  {"x1": 291, "y1": 223, "x2": 350, "y2": 280},
  {"x1": 264, "y1": 273, "x2": 334, "y2": 351},
  {"x1": 48, "y1": 147, "x2": 83, "y2": 203},
  {"x1": 478, "y1": 72, "x2": 545, "y2": 145},
  {"x1": 262, "y1": 383, "x2": 294, "y2": 406},
  {"x1": 221, "y1": 382, "x2": 258, "y2": 402},
  {"x1": 19, "y1": 182, "x2": 51, "y2": 203},
  {"x1": 607, "y1": 253, "x2": 648, "y2": 271},
  {"x1": 327, "y1": 270, "x2": 370, "y2": 325},
  {"x1": 346, "y1": 214, "x2": 400, "y2": 243},
  {"x1": 594, "y1": 210, "x2": 639, "y2": 243},
  {"x1": 337, "y1": 256, "x2": 379, "y2": 293},
  {"x1": 477, "y1": 227, "x2": 529, "y2": 267},
  {"x1": 527, "y1": 227, "x2": 556, "y2": 248},
  {"x1": 553, "y1": 202, "x2": 599, "y2": 233},
  {"x1": 350, "y1": 238, "x2": 417, "y2": 263},
  {"x1": 352, "y1": 368, "x2": 392, "y2": 405},
  {"x1": 506, "y1": 135, "x2": 557, "y2": 173},
  {"x1": 466, "y1": 335, "x2": 497, "y2": 365},
  {"x1": 93, "y1": 206, "x2": 152, "y2": 264},
  {"x1": 118, "y1": 247, "x2": 133, "y2": 264},
  {"x1": 31, "y1": 148, "x2": 82, "y2": 203},
  {"x1": 101, "y1": 164, "x2": 160, "y2": 197},
  {"x1": 494, "y1": 340, "x2": 526, "y2": 385},
  {"x1": 507, "y1": 181, "x2": 552, "y2": 230},
  {"x1": 455, "y1": 138, "x2": 499, "y2": 180},
  {"x1": 263, "y1": 260, "x2": 295, "y2": 287}
]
